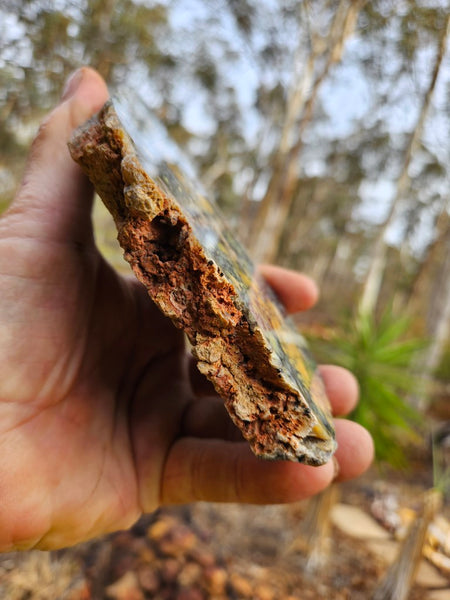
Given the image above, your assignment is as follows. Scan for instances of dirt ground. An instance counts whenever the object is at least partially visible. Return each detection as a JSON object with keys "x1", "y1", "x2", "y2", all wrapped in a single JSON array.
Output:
[{"x1": 0, "y1": 461, "x2": 448, "y2": 599}]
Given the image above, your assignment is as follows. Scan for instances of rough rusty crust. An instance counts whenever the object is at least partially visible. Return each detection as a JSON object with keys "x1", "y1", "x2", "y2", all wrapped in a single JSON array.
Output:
[{"x1": 69, "y1": 103, "x2": 332, "y2": 465}]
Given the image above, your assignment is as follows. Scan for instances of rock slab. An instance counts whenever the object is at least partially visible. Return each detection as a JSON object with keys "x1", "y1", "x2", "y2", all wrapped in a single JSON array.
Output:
[{"x1": 68, "y1": 97, "x2": 336, "y2": 465}]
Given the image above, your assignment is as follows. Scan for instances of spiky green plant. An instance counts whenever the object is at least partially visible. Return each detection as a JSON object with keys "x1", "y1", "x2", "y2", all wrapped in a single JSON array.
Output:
[{"x1": 310, "y1": 307, "x2": 427, "y2": 467}]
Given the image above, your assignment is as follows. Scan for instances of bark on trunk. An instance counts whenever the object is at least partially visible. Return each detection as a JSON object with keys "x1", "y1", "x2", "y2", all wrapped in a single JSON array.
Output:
[
  {"x1": 372, "y1": 490, "x2": 442, "y2": 600},
  {"x1": 360, "y1": 15, "x2": 450, "y2": 314},
  {"x1": 250, "y1": 0, "x2": 364, "y2": 263},
  {"x1": 404, "y1": 210, "x2": 450, "y2": 407},
  {"x1": 285, "y1": 484, "x2": 340, "y2": 573},
  {"x1": 422, "y1": 221, "x2": 450, "y2": 377}
]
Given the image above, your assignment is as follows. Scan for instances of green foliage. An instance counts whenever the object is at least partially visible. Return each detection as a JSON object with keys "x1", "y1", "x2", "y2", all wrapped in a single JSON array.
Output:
[
  {"x1": 433, "y1": 343, "x2": 450, "y2": 381},
  {"x1": 312, "y1": 308, "x2": 427, "y2": 468}
]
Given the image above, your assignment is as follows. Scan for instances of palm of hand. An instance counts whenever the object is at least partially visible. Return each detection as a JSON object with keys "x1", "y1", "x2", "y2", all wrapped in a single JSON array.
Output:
[{"x1": 0, "y1": 220, "x2": 189, "y2": 549}]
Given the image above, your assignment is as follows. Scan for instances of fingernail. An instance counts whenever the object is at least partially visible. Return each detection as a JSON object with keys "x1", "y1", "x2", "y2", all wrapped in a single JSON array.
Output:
[{"x1": 61, "y1": 68, "x2": 84, "y2": 101}]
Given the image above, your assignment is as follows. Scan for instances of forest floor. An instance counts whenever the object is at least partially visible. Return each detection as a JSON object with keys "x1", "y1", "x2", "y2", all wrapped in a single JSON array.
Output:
[{"x1": 0, "y1": 446, "x2": 448, "y2": 600}]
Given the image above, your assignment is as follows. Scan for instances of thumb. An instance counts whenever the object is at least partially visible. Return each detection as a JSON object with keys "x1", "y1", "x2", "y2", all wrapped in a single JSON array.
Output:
[{"x1": 10, "y1": 67, "x2": 109, "y2": 245}]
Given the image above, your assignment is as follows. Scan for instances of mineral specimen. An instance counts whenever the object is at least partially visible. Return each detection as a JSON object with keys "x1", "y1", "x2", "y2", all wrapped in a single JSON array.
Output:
[{"x1": 68, "y1": 96, "x2": 336, "y2": 465}]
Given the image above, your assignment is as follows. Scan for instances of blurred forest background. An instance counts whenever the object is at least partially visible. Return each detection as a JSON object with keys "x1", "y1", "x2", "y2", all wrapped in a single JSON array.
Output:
[
  {"x1": 1, "y1": 1, "x2": 450, "y2": 598},
  {"x1": 1, "y1": 0, "x2": 449, "y2": 469}
]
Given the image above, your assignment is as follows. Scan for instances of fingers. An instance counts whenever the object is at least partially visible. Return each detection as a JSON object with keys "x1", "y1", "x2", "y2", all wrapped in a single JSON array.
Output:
[
  {"x1": 333, "y1": 419, "x2": 374, "y2": 482},
  {"x1": 259, "y1": 264, "x2": 319, "y2": 314},
  {"x1": 161, "y1": 438, "x2": 335, "y2": 505},
  {"x1": 318, "y1": 365, "x2": 359, "y2": 416},
  {"x1": 181, "y1": 396, "x2": 242, "y2": 441},
  {"x1": 10, "y1": 67, "x2": 109, "y2": 245},
  {"x1": 184, "y1": 363, "x2": 359, "y2": 442},
  {"x1": 161, "y1": 418, "x2": 373, "y2": 505}
]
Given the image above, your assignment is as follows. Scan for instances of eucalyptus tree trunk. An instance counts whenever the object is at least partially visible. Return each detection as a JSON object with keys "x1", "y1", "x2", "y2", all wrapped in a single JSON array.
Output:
[
  {"x1": 408, "y1": 211, "x2": 449, "y2": 313},
  {"x1": 372, "y1": 490, "x2": 442, "y2": 600},
  {"x1": 421, "y1": 216, "x2": 450, "y2": 385},
  {"x1": 250, "y1": 0, "x2": 365, "y2": 263},
  {"x1": 247, "y1": 0, "x2": 321, "y2": 254},
  {"x1": 84, "y1": 0, "x2": 117, "y2": 81},
  {"x1": 359, "y1": 15, "x2": 450, "y2": 315},
  {"x1": 237, "y1": 0, "x2": 316, "y2": 241},
  {"x1": 285, "y1": 484, "x2": 339, "y2": 574}
]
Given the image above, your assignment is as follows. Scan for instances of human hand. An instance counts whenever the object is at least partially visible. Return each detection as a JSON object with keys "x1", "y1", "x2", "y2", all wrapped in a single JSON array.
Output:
[{"x1": 0, "y1": 68, "x2": 373, "y2": 551}]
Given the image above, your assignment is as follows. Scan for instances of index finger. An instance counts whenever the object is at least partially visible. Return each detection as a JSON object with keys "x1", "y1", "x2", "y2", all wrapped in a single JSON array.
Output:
[{"x1": 259, "y1": 264, "x2": 319, "y2": 314}]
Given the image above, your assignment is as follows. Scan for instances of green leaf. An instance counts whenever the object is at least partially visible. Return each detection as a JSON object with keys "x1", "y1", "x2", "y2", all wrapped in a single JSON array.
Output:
[{"x1": 310, "y1": 307, "x2": 427, "y2": 469}]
